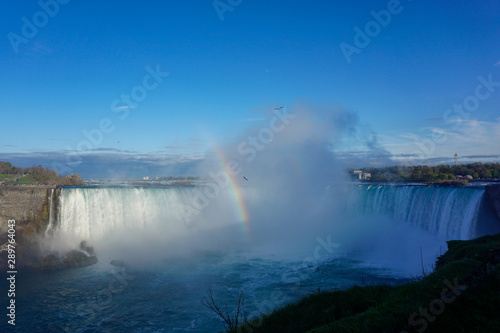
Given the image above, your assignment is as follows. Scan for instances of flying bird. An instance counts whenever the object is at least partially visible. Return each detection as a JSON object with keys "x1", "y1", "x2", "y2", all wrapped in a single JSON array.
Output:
[
  {"x1": 274, "y1": 106, "x2": 284, "y2": 110},
  {"x1": 243, "y1": 176, "x2": 248, "y2": 181}
]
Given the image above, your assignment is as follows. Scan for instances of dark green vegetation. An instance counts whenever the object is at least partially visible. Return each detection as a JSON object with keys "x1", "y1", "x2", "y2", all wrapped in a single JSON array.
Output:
[
  {"x1": 158, "y1": 176, "x2": 199, "y2": 181},
  {"x1": 227, "y1": 234, "x2": 500, "y2": 332},
  {"x1": 0, "y1": 161, "x2": 83, "y2": 186},
  {"x1": 428, "y1": 179, "x2": 469, "y2": 186},
  {"x1": 350, "y1": 162, "x2": 500, "y2": 182}
]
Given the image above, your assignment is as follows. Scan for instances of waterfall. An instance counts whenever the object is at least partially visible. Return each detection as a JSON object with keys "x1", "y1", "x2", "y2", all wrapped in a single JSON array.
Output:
[
  {"x1": 354, "y1": 185, "x2": 484, "y2": 240},
  {"x1": 52, "y1": 186, "x2": 258, "y2": 265},
  {"x1": 55, "y1": 185, "x2": 486, "y2": 242},
  {"x1": 55, "y1": 187, "x2": 202, "y2": 241},
  {"x1": 45, "y1": 188, "x2": 55, "y2": 237},
  {"x1": 53, "y1": 185, "x2": 487, "y2": 259}
]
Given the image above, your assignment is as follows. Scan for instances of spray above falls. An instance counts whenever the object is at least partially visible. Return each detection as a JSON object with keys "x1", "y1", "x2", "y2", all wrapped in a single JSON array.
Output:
[{"x1": 47, "y1": 106, "x2": 491, "y2": 274}]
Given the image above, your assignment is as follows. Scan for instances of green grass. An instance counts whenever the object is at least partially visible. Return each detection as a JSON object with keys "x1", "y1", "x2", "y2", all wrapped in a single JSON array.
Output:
[
  {"x1": 0, "y1": 174, "x2": 38, "y2": 185},
  {"x1": 0, "y1": 174, "x2": 17, "y2": 179},
  {"x1": 232, "y1": 233, "x2": 500, "y2": 333},
  {"x1": 435, "y1": 234, "x2": 500, "y2": 269},
  {"x1": 17, "y1": 176, "x2": 37, "y2": 184},
  {"x1": 240, "y1": 285, "x2": 396, "y2": 333}
]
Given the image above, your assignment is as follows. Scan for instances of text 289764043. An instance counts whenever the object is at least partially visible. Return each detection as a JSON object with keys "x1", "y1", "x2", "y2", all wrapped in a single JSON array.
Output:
[{"x1": 6, "y1": 219, "x2": 16, "y2": 326}]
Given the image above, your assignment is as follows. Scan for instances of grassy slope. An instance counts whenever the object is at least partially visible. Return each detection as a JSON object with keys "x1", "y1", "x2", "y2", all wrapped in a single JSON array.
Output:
[
  {"x1": 235, "y1": 234, "x2": 500, "y2": 333},
  {"x1": 0, "y1": 174, "x2": 37, "y2": 185}
]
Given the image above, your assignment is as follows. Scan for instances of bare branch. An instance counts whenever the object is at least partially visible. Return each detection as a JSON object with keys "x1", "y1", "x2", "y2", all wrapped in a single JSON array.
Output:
[{"x1": 201, "y1": 289, "x2": 246, "y2": 332}]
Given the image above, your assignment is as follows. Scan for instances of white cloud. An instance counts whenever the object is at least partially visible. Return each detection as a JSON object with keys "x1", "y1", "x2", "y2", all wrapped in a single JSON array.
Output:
[
  {"x1": 0, "y1": 150, "x2": 203, "y2": 178},
  {"x1": 382, "y1": 118, "x2": 500, "y2": 164},
  {"x1": 112, "y1": 105, "x2": 137, "y2": 110},
  {"x1": 241, "y1": 117, "x2": 266, "y2": 122}
]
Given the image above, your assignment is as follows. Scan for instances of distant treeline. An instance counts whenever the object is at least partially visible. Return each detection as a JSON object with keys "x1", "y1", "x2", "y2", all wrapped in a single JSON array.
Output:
[
  {"x1": 350, "y1": 162, "x2": 500, "y2": 182},
  {"x1": 157, "y1": 176, "x2": 199, "y2": 180},
  {"x1": 0, "y1": 161, "x2": 84, "y2": 186}
]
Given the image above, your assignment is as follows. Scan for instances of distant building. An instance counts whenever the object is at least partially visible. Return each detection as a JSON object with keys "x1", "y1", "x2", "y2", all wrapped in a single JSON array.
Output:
[{"x1": 351, "y1": 170, "x2": 371, "y2": 180}]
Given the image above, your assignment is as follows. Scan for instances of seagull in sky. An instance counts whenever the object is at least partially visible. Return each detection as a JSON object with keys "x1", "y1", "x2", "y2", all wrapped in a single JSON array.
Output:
[
  {"x1": 274, "y1": 106, "x2": 284, "y2": 110},
  {"x1": 243, "y1": 176, "x2": 248, "y2": 181}
]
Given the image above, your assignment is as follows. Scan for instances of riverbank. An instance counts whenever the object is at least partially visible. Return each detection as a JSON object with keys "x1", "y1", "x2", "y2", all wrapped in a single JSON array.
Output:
[{"x1": 233, "y1": 233, "x2": 500, "y2": 332}]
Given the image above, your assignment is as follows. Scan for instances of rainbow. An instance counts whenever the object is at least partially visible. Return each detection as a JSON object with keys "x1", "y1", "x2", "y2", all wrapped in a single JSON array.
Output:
[{"x1": 213, "y1": 146, "x2": 251, "y2": 231}]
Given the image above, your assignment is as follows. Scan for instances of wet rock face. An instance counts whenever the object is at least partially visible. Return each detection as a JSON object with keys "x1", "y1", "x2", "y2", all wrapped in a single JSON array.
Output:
[
  {"x1": 79, "y1": 240, "x2": 95, "y2": 256},
  {"x1": 0, "y1": 188, "x2": 52, "y2": 234},
  {"x1": 22, "y1": 247, "x2": 98, "y2": 271},
  {"x1": 4, "y1": 236, "x2": 99, "y2": 272},
  {"x1": 62, "y1": 250, "x2": 98, "y2": 268},
  {"x1": 0, "y1": 187, "x2": 61, "y2": 236},
  {"x1": 486, "y1": 185, "x2": 500, "y2": 221},
  {"x1": 110, "y1": 259, "x2": 126, "y2": 267}
]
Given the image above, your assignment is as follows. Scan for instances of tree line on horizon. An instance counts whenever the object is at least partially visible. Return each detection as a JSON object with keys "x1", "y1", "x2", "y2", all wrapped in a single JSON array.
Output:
[
  {"x1": 0, "y1": 161, "x2": 83, "y2": 186},
  {"x1": 350, "y1": 162, "x2": 500, "y2": 182}
]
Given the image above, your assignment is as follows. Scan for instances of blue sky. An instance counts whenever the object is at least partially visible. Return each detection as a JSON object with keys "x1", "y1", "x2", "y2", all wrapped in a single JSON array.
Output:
[{"x1": 1, "y1": 0, "x2": 499, "y2": 178}]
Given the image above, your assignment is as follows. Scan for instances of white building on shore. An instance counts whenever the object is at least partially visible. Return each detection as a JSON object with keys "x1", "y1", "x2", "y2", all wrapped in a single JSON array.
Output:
[{"x1": 351, "y1": 170, "x2": 371, "y2": 180}]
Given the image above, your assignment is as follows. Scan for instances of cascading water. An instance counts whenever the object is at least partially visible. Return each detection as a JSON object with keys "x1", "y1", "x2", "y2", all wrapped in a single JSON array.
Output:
[
  {"x1": 54, "y1": 185, "x2": 486, "y2": 257},
  {"x1": 57, "y1": 187, "x2": 199, "y2": 241},
  {"x1": 52, "y1": 186, "x2": 258, "y2": 266},
  {"x1": 351, "y1": 185, "x2": 485, "y2": 240},
  {"x1": 44, "y1": 188, "x2": 55, "y2": 237}
]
